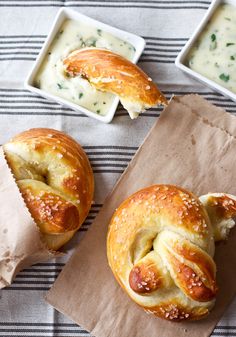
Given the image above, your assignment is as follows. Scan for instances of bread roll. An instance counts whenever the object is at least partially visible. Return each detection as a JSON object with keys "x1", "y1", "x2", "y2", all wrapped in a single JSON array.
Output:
[
  {"x1": 3, "y1": 128, "x2": 94, "y2": 250},
  {"x1": 107, "y1": 185, "x2": 236, "y2": 321},
  {"x1": 63, "y1": 48, "x2": 167, "y2": 119}
]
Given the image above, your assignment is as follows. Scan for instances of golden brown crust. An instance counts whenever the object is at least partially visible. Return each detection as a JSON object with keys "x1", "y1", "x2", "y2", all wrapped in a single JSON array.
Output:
[
  {"x1": 205, "y1": 195, "x2": 236, "y2": 219},
  {"x1": 3, "y1": 128, "x2": 94, "y2": 250},
  {"x1": 107, "y1": 185, "x2": 217, "y2": 321},
  {"x1": 18, "y1": 180, "x2": 80, "y2": 234},
  {"x1": 165, "y1": 251, "x2": 217, "y2": 302},
  {"x1": 63, "y1": 48, "x2": 167, "y2": 118},
  {"x1": 144, "y1": 301, "x2": 210, "y2": 321},
  {"x1": 200, "y1": 193, "x2": 236, "y2": 241},
  {"x1": 129, "y1": 263, "x2": 163, "y2": 294}
]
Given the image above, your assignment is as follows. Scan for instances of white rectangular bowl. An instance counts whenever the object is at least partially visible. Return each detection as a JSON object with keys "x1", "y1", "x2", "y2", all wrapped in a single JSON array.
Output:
[
  {"x1": 175, "y1": 0, "x2": 236, "y2": 102},
  {"x1": 24, "y1": 8, "x2": 146, "y2": 123}
]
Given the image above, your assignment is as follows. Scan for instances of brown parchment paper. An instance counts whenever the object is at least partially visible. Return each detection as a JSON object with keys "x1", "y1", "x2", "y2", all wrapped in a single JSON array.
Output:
[
  {"x1": 46, "y1": 94, "x2": 236, "y2": 337},
  {"x1": 0, "y1": 146, "x2": 56, "y2": 288}
]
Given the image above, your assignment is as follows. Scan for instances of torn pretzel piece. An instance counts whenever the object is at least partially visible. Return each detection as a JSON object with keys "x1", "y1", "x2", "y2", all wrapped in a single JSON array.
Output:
[{"x1": 63, "y1": 48, "x2": 167, "y2": 119}]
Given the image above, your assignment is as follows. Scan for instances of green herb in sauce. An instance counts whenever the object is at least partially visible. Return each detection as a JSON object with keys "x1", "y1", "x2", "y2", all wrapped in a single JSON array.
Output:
[
  {"x1": 225, "y1": 17, "x2": 231, "y2": 20},
  {"x1": 93, "y1": 102, "x2": 98, "y2": 106},
  {"x1": 96, "y1": 109, "x2": 101, "y2": 114},
  {"x1": 226, "y1": 43, "x2": 235, "y2": 47},
  {"x1": 219, "y1": 73, "x2": 230, "y2": 82},
  {"x1": 230, "y1": 55, "x2": 235, "y2": 60},
  {"x1": 79, "y1": 92, "x2": 83, "y2": 99},
  {"x1": 211, "y1": 34, "x2": 216, "y2": 41},
  {"x1": 85, "y1": 37, "x2": 97, "y2": 47},
  {"x1": 97, "y1": 29, "x2": 102, "y2": 36},
  {"x1": 57, "y1": 83, "x2": 68, "y2": 89},
  {"x1": 210, "y1": 33, "x2": 217, "y2": 50}
]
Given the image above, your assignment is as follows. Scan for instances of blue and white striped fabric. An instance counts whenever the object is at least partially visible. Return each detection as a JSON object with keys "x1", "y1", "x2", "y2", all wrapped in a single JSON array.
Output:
[{"x1": 0, "y1": 1, "x2": 236, "y2": 336}]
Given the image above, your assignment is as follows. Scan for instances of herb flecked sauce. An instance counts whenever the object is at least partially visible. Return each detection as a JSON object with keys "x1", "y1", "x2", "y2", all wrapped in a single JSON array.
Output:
[
  {"x1": 34, "y1": 19, "x2": 135, "y2": 115},
  {"x1": 186, "y1": 3, "x2": 236, "y2": 93}
]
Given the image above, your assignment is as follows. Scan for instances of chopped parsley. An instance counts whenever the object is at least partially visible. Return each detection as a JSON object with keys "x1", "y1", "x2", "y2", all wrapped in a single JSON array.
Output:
[
  {"x1": 210, "y1": 34, "x2": 217, "y2": 50},
  {"x1": 97, "y1": 29, "x2": 102, "y2": 36},
  {"x1": 211, "y1": 33, "x2": 216, "y2": 42},
  {"x1": 85, "y1": 38, "x2": 97, "y2": 47},
  {"x1": 79, "y1": 93, "x2": 83, "y2": 99},
  {"x1": 57, "y1": 83, "x2": 67, "y2": 89},
  {"x1": 96, "y1": 109, "x2": 101, "y2": 114},
  {"x1": 224, "y1": 17, "x2": 231, "y2": 21},
  {"x1": 226, "y1": 43, "x2": 235, "y2": 47},
  {"x1": 219, "y1": 73, "x2": 230, "y2": 82},
  {"x1": 129, "y1": 46, "x2": 136, "y2": 51},
  {"x1": 93, "y1": 102, "x2": 98, "y2": 106},
  {"x1": 230, "y1": 55, "x2": 235, "y2": 60}
]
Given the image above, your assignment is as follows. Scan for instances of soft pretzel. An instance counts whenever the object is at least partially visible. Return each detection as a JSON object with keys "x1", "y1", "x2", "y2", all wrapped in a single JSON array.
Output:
[
  {"x1": 63, "y1": 48, "x2": 167, "y2": 119},
  {"x1": 107, "y1": 185, "x2": 236, "y2": 321},
  {"x1": 3, "y1": 128, "x2": 94, "y2": 250}
]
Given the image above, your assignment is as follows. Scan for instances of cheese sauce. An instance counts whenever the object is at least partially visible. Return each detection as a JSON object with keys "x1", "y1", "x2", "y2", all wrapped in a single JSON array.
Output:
[
  {"x1": 34, "y1": 19, "x2": 135, "y2": 115},
  {"x1": 186, "y1": 3, "x2": 236, "y2": 93}
]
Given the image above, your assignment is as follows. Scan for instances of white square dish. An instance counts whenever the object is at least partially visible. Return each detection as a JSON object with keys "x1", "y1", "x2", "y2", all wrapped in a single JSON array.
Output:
[
  {"x1": 175, "y1": 0, "x2": 236, "y2": 103},
  {"x1": 24, "y1": 8, "x2": 145, "y2": 123}
]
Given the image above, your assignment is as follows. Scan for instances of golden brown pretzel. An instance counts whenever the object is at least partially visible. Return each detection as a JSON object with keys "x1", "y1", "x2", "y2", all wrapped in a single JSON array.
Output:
[
  {"x1": 107, "y1": 185, "x2": 236, "y2": 321},
  {"x1": 63, "y1": 48, "x2": 167, "y2": 119},
  {"x1": 3, "y1": 128, "x2": 94, "y2": 250}
]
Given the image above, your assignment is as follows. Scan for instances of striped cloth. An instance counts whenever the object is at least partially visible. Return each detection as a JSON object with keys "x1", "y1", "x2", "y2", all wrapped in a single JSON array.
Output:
[{"x1": 0, "y1": 0, "x2": 236, "y2": 336}]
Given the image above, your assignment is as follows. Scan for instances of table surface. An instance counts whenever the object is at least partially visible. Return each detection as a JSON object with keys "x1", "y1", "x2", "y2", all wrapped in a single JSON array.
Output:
[{"x1": 0, "y1": 0, "x2": 236, "y2": 336}]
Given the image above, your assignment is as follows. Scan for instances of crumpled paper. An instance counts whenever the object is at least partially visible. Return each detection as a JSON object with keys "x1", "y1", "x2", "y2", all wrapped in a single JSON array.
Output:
[
  {"x1": 46, "y1": 95, "x2": 236, "y2": 337},
  {"x1": 0, "y1": 147, "x2": 56, "y2": 288}
]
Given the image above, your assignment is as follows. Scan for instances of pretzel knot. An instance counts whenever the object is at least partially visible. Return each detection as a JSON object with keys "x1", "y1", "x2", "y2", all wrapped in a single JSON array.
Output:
[{"x1": 107, "y1": 185, "x2": 236, "y2": 321}]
